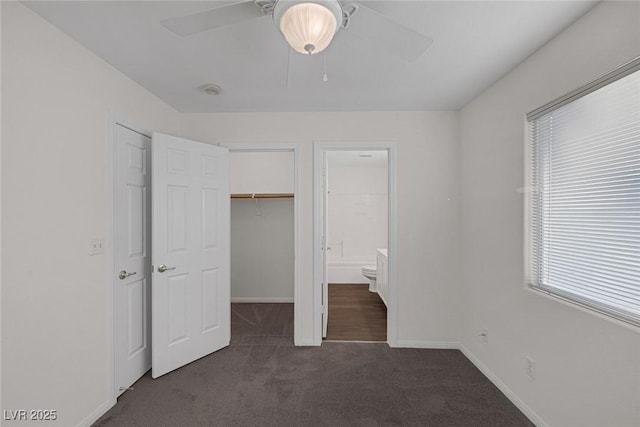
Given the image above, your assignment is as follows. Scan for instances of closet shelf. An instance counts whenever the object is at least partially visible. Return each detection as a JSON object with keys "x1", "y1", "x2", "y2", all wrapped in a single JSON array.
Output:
[{"x1": 231, "y1": 193, "x2": 294, "y2": 199}]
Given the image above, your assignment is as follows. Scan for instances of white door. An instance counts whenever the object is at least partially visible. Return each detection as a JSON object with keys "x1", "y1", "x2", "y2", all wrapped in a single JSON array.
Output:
[
  {"x1": 151, "y1": 133, "x2": 230, "y2": 378},
  {"x1": 114, "y1": 124, "x2": 152, "y2": 396},
  {"x1": 322, "y1": 153, "x2": 329, "y2": 338}
]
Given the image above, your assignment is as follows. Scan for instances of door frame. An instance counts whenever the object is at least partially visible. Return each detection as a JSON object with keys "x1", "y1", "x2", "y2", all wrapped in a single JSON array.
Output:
[
  {"x1": 106, "y1": 113, "x2": 153, "y2": 404},
  {"x1": 313, "y1": 141, "x2": 398, "y2": 346},
  {"x1": 221, "y1": 142, "x2": 302, "y2": 346}
]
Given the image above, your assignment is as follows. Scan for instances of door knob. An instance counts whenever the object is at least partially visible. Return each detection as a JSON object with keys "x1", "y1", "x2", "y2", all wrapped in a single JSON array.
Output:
[
  {"x1": 157, "y1": 264, "x2": 176, "y2": 273},
  {"x1": 118, "y1": 270, "x2": 137, "y2": 280}
]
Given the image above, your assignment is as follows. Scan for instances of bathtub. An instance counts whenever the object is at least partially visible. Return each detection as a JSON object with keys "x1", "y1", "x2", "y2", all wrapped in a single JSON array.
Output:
[{"x1": 327, "y1": 257, "x2": 374, "y2": 284}]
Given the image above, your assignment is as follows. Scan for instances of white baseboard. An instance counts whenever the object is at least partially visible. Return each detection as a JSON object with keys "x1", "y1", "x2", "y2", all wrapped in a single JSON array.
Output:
[
  {"x1": 395, "y1": 340, "x2": 460, "y2": 349},
  {"x1": 394, "y1": 340, "x2": 545, "y2": 426},
  {"x1": 459, "y1": 344, "x2": 546, "y2": 427},
  {"x1": 231, "y1": 297, "x2": 294, "y2": 303},
  {"x1": 295, "y1": 338, "x2": 316, "y2": 346},
  {"x1": 76, "y1": 399, "x2": 115, "y2": 427}
]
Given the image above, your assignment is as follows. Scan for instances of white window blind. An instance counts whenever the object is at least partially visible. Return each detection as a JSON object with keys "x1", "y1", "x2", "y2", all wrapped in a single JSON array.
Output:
[{"x1": 527, "y1": 58, "x2": 640, "y2": 327}]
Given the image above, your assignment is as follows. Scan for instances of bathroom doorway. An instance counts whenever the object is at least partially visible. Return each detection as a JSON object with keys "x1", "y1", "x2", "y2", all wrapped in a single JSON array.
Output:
[{"x1": 314, "y1": 142, "x2": 397, "y2": 345}]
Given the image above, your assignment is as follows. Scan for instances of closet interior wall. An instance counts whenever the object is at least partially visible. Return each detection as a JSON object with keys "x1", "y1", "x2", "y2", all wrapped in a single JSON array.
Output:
[{"x1": 230, "y1": 151, "x2": 295, "y2": 302}]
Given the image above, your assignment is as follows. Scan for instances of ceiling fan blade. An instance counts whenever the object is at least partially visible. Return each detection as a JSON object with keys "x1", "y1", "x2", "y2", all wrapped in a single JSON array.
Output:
[
  {"x1": 344, "y1": 2, "x2": 433, "y2": 62},
  {"x1": 161, "y1": 1, "x2": 266, "y2": 37}
]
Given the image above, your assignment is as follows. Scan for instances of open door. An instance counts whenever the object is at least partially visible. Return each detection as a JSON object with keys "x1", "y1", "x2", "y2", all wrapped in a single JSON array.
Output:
[
  {"x1": 151, "y1": 133, "x2": 230, "y2": 378},
  {"x1": 322, "y1": 152, "x2": 329, "y2": 338},
  {"x1": 114, "y1": 124, "x2": 152, "y2": 395}
]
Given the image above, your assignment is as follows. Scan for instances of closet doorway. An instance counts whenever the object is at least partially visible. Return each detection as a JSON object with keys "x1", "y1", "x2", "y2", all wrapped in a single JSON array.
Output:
[
  {"x1": 225, "y1": 143, "x2": 301, "y2": 346},
  {"x1": 314, "y1": 142, "x2": 397, "y2": 346}
]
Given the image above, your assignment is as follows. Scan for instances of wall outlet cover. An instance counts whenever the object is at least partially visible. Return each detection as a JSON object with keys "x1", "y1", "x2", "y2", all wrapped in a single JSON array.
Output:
[{"x1": 481, "y1": 328, "x2": 489, "y2": 343}]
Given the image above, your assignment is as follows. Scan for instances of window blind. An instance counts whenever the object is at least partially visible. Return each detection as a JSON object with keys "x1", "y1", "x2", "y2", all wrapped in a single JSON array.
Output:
[{"x1": 527, "y1": 60, "x2": 640, "y2": 327}]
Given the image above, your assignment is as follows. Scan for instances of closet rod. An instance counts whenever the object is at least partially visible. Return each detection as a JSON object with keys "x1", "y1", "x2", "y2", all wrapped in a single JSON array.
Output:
[{"x1": 230, "y1": 193, "x2": 294, "y2": 199}]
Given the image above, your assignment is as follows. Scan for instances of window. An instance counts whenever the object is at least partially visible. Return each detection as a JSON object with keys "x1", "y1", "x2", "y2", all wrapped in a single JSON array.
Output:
[{"x1": 526, "y1": 57, "x2": 640, "y2": 327}]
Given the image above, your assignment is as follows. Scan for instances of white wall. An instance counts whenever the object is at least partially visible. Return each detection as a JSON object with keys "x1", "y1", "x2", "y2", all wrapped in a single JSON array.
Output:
[
  {"x1": 181, "y1": 111, "x2": 461, "y2": 346},
  {"x1": 230, "y1": 151, "x2": 294, "y2": 194},
  {"x1": 327, "y1": 165, "x2": 388, "y2": 283},
  {"x1": 0, "y1": 1, "x2": 4, "y2": 417},
  {"x1": 327, "y1": 166, "x2": 388, "y2": 261},
  {"x1": 1, "y1": 5, "x2": 460, "y2": 426},
  {"x1": 1, "y1": 3, "x2": 181, "y2": 426},
  {"x1": 459, "y1": 2, "x2": 640, "y2": 426},
  {"x1": 231, "y1": 199, "x2": 294, "y2": 301}
]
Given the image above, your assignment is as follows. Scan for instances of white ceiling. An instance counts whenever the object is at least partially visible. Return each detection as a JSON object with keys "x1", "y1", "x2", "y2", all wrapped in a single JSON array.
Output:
[{"x1": 24, "y1": 1, "x2": 597, "y2": 113}]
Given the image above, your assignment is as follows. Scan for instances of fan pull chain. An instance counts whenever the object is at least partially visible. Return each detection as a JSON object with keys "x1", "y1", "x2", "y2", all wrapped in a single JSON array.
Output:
[
  {"x1": 323, "y1": 53, "x2": 329, "y2": 83},
  {"x1": 286, "y1": 47, "x2": 292, "y2": 88}
]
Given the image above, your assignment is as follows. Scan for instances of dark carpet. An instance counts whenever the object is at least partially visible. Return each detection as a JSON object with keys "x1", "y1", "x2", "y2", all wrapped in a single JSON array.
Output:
[{"x1": 94, "y1": 303, "x2": 533, "y2": 427}]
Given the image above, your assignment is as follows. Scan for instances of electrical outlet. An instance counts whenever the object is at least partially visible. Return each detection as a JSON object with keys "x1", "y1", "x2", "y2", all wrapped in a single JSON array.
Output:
[
  {"x1": 89, "y1": 238, "x2": 105, "y2": 256},
  {"x1": 525, "y1": 357, "x2": 536, "y2": 380}
]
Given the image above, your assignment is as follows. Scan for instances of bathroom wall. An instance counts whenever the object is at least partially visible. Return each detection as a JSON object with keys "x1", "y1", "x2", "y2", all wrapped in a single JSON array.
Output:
[{"x1": 327, "y1": 156, "x2": 388, "y2": 283}]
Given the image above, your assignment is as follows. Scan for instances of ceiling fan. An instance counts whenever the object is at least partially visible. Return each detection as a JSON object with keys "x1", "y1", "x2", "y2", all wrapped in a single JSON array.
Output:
[{"x1": 161, "y1": 0, "x2": 433, "y2": 62}]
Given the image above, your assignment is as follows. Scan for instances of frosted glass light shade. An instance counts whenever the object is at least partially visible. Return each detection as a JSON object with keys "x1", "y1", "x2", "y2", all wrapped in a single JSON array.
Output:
[{"x1": 278, "y1": 2, "x2": 340, "y2": 55}]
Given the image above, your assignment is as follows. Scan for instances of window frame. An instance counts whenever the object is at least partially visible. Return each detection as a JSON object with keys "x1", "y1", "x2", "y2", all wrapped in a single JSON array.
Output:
[{"x1": 524, "y1": 56, "x2": 640, "y2": 328}]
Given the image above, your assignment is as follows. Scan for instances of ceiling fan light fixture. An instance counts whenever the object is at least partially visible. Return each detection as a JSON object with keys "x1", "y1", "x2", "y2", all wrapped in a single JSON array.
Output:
[{"x1": 274, "y1": 0, "x2": 342, "y2": 55}]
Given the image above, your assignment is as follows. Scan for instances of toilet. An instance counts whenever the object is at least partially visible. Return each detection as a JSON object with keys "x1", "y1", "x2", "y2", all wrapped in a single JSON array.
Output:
[{"x1": 361, "y1": 265, "x2": 377, "y2": 292}]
